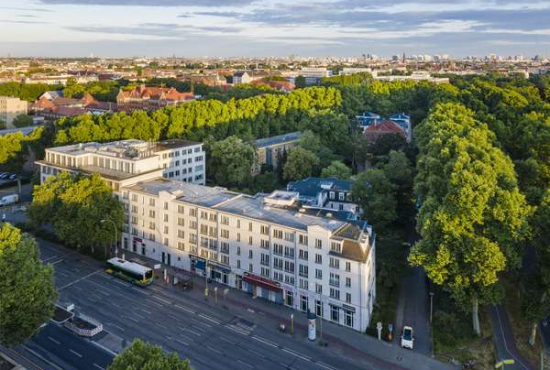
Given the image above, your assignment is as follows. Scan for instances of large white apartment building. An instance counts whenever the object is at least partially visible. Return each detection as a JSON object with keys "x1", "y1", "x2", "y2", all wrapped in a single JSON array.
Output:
[
  {"x1": 120, "y1": 181, "x2": 376, "y2": 332},
  {"x1": 36, "y1": 139, "x2": 206, "y2": 187}
]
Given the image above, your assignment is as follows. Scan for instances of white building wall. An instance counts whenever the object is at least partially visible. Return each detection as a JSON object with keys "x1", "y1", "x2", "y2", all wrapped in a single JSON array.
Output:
[{"x1": 120, "y1": 188, "x2": 376, "y2": 332}]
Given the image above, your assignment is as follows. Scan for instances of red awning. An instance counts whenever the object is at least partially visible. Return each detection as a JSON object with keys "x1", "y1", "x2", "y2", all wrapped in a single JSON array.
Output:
[{"x1": 243, "y1": 274, "x2": 282, "y2": 293}]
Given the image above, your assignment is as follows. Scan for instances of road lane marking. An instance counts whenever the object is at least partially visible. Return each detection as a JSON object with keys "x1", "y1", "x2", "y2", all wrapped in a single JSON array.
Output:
[
  {"x1": 225, "y1": 325, "x2": 248, "y2": 336},
  {"x1": 248, "y1": 349, "x2": 265, "y2": 358},
  {"x1": 219, "y1": 336, "x2": 233, "y2": 344},
  {"x1": 251, "y1": 336, "x2": 277, "y2": 348},
  {"x1": 69, "y1": 349, "x2": 83, "y2": 358},
  {"x1": 47, "y1": 336, "x2": 60, "y2": 345},
  {"x1": 176, "y1": 338, "x2": 189, "y2": 346},
  {"x1": 21, "y1": 345, "x2": 65, "y2": 370},
  {"x1": 145, "y1": 299, "x2": 163, "y2": 308},
  {"x1": 237, "y1": 359, "x2": 253, "y2": 369},
  {"x1": 191, "y1": 318, "x2": 211, "y2": 328},
  {"x1": 58, "y1": 269, "x2": 103, "y2": 290},
  {"x1": 109, "y1": 323, "x2": 126, "y2": 332},
  {"x1": 140, "y1": 308, "x2": 152, "y2": 314},
  {"x1": 282, "y1": 348, "x2": 311, "y2": 362},
  {"x1": 190, "y1": 325, "x2": 206, "y2": 333},
  {"x1": 97, "y1": 290, "x2": 110, "y2": 296},
  {"x1": 183, "y1": 328, "x2": 202, "y2": 336},
  {"x1": 110, "y1": 279, "x2": 131, "y2": 287},
  {"x1": 316, "y1": 363, "x2": 336, "y2": 370},
  {"x1": 41, "y1": 255, "x2": 58, "y2": 262},
  {"x1": 207, "y1": 346, "x2": 222, "y2": 354},
  {"x1": 175, "y1": 304, "x2": 195, "y2": 314},
  {"x1": 155, "y1": 322, "x2": 167, "y2": 329},
  {"x1": 198, "y1": 313, "x2": 220, "y2": 325},
  {"x1": 93, "y1": 364, "x2": 106, "y2": 370},
  {"x1": 151, "y1": 295, "x2": 171, "y2": 305},
  {"x1": 51, "y1": 259, "x2": 64, "y2": 265}
]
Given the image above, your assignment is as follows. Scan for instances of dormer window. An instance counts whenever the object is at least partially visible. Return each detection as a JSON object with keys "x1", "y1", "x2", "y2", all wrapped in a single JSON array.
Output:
[
  {"x1": 329, "y1": 191, "x2": 335, "y2": 200},
  {"x1": 330, "y1": 241, "x2": 342, "y2": 253},
  {"x1": 339, "y1": 193, "x2": 345, "y2": 201}
]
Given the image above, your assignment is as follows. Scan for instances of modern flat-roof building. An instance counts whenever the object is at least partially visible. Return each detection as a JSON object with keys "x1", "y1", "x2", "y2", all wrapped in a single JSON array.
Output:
[
  {"x1": 0, "y1": 96, "x2": 28, "y2": 128},
  {"x1": 36, "y1": 139, "x2": 205, "y2": 188},
  {"x1": 120, "y1": 181, "x2": 376, "y2": 332}
]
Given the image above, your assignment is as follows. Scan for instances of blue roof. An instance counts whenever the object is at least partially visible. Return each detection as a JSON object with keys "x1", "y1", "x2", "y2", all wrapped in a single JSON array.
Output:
[
  {"x1": 357, "y1": 112, "x2": 381, "y2": 118},
  {"x1": 287, "y1": 177, "x2": 353, "y2": 198},
  {"x1": 390, "y1": 113, "x2": 410, "y2": 120},
  {"x1": 255, "y1": 131, "x2": 302, "y2": 148}
]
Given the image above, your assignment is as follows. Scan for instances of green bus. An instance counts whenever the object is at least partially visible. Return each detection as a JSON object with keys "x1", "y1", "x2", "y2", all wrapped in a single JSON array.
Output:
[{"x1": 106, "y1": 258, "x2": 154, "y2": 287}]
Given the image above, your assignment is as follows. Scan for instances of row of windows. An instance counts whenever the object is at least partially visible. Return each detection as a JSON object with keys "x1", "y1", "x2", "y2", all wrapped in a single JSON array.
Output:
[{"x1": 161, "y1": 147, "x2": 202, "y2": 159}]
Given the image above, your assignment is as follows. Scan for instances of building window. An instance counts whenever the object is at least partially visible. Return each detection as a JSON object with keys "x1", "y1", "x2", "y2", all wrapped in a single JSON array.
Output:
[
  {"x1": 248, "y1": 250, "x2": 253, "y2": 259},
  {"x1": 284, "y1": 232, "x2": 294, "y2": 242},
  {"x1": 260, "y1": 239, "x2": 270, "y2": 250},
  {"x1": 298, "y1": 249, "x2": 308, "y2": 260},
  {"x1": 329, "y1": 273, "x2": 340, "y2": 287},
  {"x1": 315, "y1": 283, "x2": 322, "y2": 294},
  {"x1": 273, "y1": 229, "x2": 283, "y2": 239},
  {"x1": 273, "y1": 243, "x2": 283, "y2": 256},
  {"x1": 284, "y1": 246, "x2": 294, "y2": 259},
  {"x1": 345, "y1": 261, "x2": 351, "y2": 272},
  {"x1": 260, "y1": 253, "x2": 270, "y2": 266},
  {"x1": 261, "y1": 225, "x2": 269, "y2": 235},
  {"x1": 316, "y1": 300, "x2": 323, "y2": 317},
  {"x1": 315, "y1": 239, "x2": 322, "y2": 249},
  {"x1": 331, "y1": 305, "x2": 339, "y2": 322},
  {"x1": 221, "y1": 255, "x2": 230, "y2": 266},
  {"x1": 299, "y1": 264, "x2": 308, "y2": 278},
  {"x1": 298, "y1": 235, "x2": 308, "y2": 246},
  {"x1": 329, "y1": 191, "x2": 335, "y2": 200},
  {"x1": 344, "y1": 310, "x2": 354, "y2": 328},
  {"x1": 315, "y1": 254, "x2": 322, "y2": 264},
  {"x1": 346, "y1": 277, "x2": 351, "y2": 287},
  {"x1": 330, "y1": 288, "x2": 340, "y2": 300},
  {"x1": 315, "y1": 269, "x2": 322, "y2": 279},
  {"x1": 221, "y1": 229, "x2": 229, "y2": 239},
  {"x1": 339, "y1": 193, "x2": 345, "y2": 201},
  {"x1": 221, "y1": 215, "x2": 229, "y2": 225},
  {"x1": 329, "y1": 257, "x2": 340, "y2": 269},
  {"x1": 261, "y1": 267, "x2": 270, "y2": 278},
  {"x1": 346, "y1": 293, "x2": 352, "y2": 303},
  {"x1": 284, "y1": 261, "x2": 295, "y2": 273},
  {"x1": 300, "y1": 295, "x2": 308, "y2": 312},
  {"x1": 330, "y1": 241, "x2": 341, "y2": 253},
  {"x1": 189, "y1": 208, "x2": 197, "y2": 217},
  {"x1": 178, "y1": 217, "x2": 185, "y2": 226},
  {"x1": 237, "y1": 246, "x2": 241, "y2": 256}
]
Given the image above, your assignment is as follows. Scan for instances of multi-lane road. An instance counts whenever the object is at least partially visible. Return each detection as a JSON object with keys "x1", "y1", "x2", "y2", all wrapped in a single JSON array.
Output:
[
  {"x1": 4, "y1": 233, "x2": 453, "y2": 370},
  {"x1": 35, "y1": 239, "x2": 377, "y2": 370}
]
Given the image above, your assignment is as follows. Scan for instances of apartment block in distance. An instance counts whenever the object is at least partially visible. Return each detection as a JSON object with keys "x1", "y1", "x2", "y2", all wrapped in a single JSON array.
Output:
[
  {"x1": 0, "y1": 96, "x2": 28, "y2": 128},
  {"x1": 120, "y1": 182, "x2": 376, "y2": 332},
  {"x1": 36, "y1": 139, "x2": 205, "y2": 188}
]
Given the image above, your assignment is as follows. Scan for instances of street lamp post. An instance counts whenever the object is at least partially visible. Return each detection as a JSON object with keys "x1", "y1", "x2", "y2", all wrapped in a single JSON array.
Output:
[
  {"x1": 101, "y1": 219, "x2": 117, "y2": 259},
  {"x1": 429, "y1": 291, "x2": 434, "y2": 324}
]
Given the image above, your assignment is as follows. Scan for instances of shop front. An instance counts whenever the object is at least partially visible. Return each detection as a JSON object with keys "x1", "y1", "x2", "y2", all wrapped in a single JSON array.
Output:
[{"x1": 242, "y1": 272, "x2": 283, "y2": 304}]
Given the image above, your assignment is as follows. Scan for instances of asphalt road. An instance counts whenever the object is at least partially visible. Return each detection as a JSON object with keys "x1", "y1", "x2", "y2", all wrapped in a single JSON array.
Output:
[{"x1": 37, "y1": 239, "x2": 376, "y2": 370}]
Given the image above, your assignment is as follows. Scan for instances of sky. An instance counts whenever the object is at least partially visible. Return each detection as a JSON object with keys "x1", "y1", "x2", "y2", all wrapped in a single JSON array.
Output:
[{"x1": 0, "y1": 0, "x2": 549, "y2": 58}]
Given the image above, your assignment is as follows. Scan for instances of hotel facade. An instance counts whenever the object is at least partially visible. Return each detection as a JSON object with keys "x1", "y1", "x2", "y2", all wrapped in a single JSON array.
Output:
[
  {"x1": 119, "y1": 181, "x2": 376, "y2": 332},
  {"x1": 37, "y1": 143, "x2": 376, "y2": 332}
]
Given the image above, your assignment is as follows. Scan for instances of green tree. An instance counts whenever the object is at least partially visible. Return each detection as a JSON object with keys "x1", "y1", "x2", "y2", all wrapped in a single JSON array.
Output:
[
  {"x1": 0, "y1": 119, "x2": 6, "y2": 130},
  {"x1": 410, "y1": 102, "x2": 530, "y2": 335},
  {"x1": 283, "y1": 147, "x2": 319, "y2": 181},
  {"x1": 0, "y1": 224, "x2": 57, "y2": 347},
  {"x1": 12, "y1": 114, "x2": 33, "y2": 128},
  {"x1": 108, "y1": 339, "x2": 191, "y2": 370},
  {"x1": 208, "y1": 136, "x2": 255, "y2": 187},
  {"x1": 295, "y1": 75, "x2": 306, "y2": 89},
  {"x1": 29, "y1": 173, "x2": 124, "y2": 255},
  {"x1": 321, "y1": 161, "x2": 352, "y2": 180},
  {"x1": 352, "y1": 169, "x2": 397, "y2": 231}
]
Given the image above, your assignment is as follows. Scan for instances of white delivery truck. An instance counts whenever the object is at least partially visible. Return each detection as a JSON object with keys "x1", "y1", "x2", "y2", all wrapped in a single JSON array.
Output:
[{"x1": 0, "y1": 194, "x2": 19, "y2": 207}]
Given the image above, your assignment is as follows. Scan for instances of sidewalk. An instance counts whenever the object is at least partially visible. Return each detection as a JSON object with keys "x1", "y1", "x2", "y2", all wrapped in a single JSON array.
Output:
[{"x1": 123, "y1": 249, "x2": 456, "y2": 370}]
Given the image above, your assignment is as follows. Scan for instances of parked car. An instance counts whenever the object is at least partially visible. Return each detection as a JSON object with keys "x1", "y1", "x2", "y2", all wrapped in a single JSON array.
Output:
[
  {"x1": 401, "y1": 326, "x2": 414, "y2": 350},
  {"x1": 8, "y1": 174, "x2": 17, "y2": 180},
  {"x1": 0, "y1": 173, "x2": 9, "y2": 179}
]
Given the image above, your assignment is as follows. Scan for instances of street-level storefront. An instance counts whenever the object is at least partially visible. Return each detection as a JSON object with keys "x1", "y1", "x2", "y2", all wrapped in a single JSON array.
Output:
[
  {"x1": 209, "y1": 261, "x2": 230, "y2": 285},
  {"x1": 242, "y1": 272, "x2": 283, "y2": 304},
  {"x1": 190, "y1": 255, "x2": 206, "y2": 276}
]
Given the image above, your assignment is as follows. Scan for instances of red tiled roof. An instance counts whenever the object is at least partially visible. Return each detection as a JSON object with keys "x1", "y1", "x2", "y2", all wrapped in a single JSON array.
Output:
[
  {"x1": 365, "y1": 120, "x2": 406, "y2": 134},
  {"x1": 32, "y1": 96, "x2": 55, "y2": 110},
  {"x1": 52, "y1": 107, "x2": 87, "y2": 117}
]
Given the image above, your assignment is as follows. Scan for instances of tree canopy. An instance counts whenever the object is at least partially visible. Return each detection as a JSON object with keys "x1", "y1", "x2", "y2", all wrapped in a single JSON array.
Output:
[
  {"x1": 108, "y1": 339, "x2": 191, "y2": 370},
  {"x1": 29, "y1": 173, "x2": 124, "y2": 255},
  {"x1": 0, "y1": 224, "x2": 57, "y2": 347}
]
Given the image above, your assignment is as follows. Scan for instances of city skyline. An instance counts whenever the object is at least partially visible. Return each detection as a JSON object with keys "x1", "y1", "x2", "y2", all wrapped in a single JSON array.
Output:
[{"x1": 0, "y1": 0, "x2": 549, "y2": 58}]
